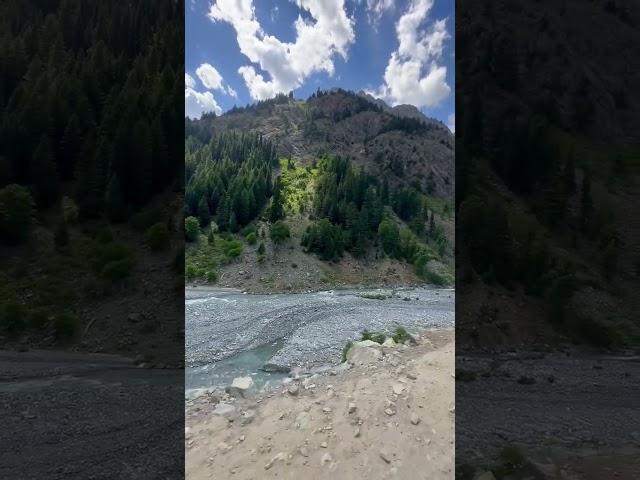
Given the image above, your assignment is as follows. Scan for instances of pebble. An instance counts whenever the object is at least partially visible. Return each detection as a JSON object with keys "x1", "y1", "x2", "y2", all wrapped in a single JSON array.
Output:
[
  {"x1": 288, "y1": 384, "x2": 300, "y2": 396},
  {"x1": 322, "y1": 407, "x2": 332, "y2": 413},
  {"x1": 298, "y1": 447, "x2": 309, "y2": 457},
  {"x1": 354, "y1": 427, "x2": 361, "y2": 438},
  {"x1": 320, "y1": 441, "x2": 328, "y2": 448},
  {"x1": 348, "y1": 402, "x2": 357, "y2": 414},
  {"x1": 264, "y1": 452, "x2": 285, "y2": 470},
  {"x1": 379, "y1": 450, "x2": 392, "y2": 463},
  {"x1": 321, "y1": 452, "x2": 333, "y2": 467},
  {"x1": 410, "y1": 413, "x2": 421, "y2": 425},
  {"x1": 407, "y1": 372, "x2": 418, "y2": 380},
  {"x1": 384, "y1": 408, "x2": 395, "y2": 416}
]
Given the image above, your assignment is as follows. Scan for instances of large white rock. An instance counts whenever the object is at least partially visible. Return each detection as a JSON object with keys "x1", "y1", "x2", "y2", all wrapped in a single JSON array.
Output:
[
  {"x1": 346, "y1": 341, "x2": 383, "y2": 366},
  {"x1": 382, "y1": 337, "x2": 396, "y2": 348},
  {"x1": 226, "y1": 376, "x2": 254, "y2": 398}
]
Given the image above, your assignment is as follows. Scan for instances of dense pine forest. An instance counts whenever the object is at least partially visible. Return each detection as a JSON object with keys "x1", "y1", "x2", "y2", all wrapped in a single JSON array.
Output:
[
  {"x1": 184, "y1": 115, "x2": 453, "y2": 288},
  {"x1": 456, "y1": 0, "x2": 640, "y2": 347},
  {"x1": 0, "y1": 0, "x2": 184, "y2": 359}
]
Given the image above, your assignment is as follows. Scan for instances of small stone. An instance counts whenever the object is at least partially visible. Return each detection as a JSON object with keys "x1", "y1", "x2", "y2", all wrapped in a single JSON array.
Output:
[
  {"x1": 320, "y1": 441, "x2": 328, "y2": 448},
  {"x1": 384, "y1": 408, "x2": 395, "y2": 416},
  {"x1": 321, "y1": 453, "x2": 333, "y2": 466},
  {"x1": 322, "y1": 407, "x2": 332, "y2": 413},
  {"x1": 240, "y1": 409, "x2": 256, "y2": 426},
  {"x1": 213, "y1": 403, "x2": 236, "y2": 417},
  {"x1": 379, "y1": 450, "x2": 392, "y2": 463},
  {"x1": 348, "y1": 402, "x2": 357, "y2": 414},
  {"x1": 239, "y1": 435, "x2": 245, "y2": 442},
  {"x1": 354, "y1": 427, "x2": 361, "y2": 438},
  {"x1": 406, "y1": 372, "x2": 417, "y2": 380},
  {"x1": 392, "y1": 383, "x2": 404, "y2": 395},
  {"x1": 298, "y1": 447, "x2": 309, "y2": 457},
  {"x1": 410, "y1": 413, "x2": 421, "y2": 425},
  {"x1": 264, "y1": 452, "x2": 285, "y2": 470},
  {"x1": 288, "y1": 384, "x2": 300, "y2": 396}
]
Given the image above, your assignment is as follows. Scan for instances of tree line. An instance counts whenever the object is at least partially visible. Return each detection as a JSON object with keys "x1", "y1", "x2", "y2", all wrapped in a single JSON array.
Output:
[{"x1": 0, "y1": 0, "x2": 183, "y2": 234}]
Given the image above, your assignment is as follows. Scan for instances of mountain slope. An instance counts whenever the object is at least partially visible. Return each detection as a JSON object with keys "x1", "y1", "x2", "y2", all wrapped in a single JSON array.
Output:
[{"x1": 184, "y1": 90, "x2": 455, "y2": 292}]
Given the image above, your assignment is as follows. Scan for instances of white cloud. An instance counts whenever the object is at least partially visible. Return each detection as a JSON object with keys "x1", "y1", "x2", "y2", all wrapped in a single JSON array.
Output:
[
  {"x1": 226, "y1": 85, "x2": 238, "y2": 98},
  {"x1": 447, "y1": 113, "x2": 455, "y2": 133},
  {"x1": 366, "y1": 0, "x2": 394, "y2": 26},
  {"x1": 185, "y1": 87, "x2": 222, "y2": 118},
  {"x1": 196, "y1": 63, "x2": 224, "y2": 91},
  {"x1": 209, "y1": 0, "x2": 355, "y2": 100},
  {"x1": 368, "y1": 0, "x2": 451, "y2": 109},
  {"x1": 185, "y1": 73, "x2": 196, "y2": 89}
]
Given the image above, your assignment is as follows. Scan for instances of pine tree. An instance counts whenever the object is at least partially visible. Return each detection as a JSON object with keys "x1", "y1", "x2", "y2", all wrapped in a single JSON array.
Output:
[
  {"x1": 269, "y1": 176, "x2": 284, "y2": 222},
  {"x1": 105, "y1": 174, "x2": 126, "y2": 223},
  {"x1": 31, "y1": 136, "x2": 60, "y2": 206},
  {"x1": 60, "y1": 114, "x2": 82, "y2": 180},
  {"x1": 429, "y1": 211, "x2": 436, "y2": 238},
  {"x1": 198, "y1": 195, "x2": 210, "y2": 226}
]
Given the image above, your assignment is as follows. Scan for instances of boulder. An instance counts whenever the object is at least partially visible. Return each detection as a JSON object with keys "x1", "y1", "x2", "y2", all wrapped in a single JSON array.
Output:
[
  {"x1": 346, "y1": 341, "x2": 383, "y2": 366},
  {"x1": 226, "y1": 376, "x2": 254, "y2": 398},
  {"x1": 213, "y1": 403, "x2": 236, "y2": 417},
  {"x1": 382, "y1": 337, "x2": 396, "y2": 348}
]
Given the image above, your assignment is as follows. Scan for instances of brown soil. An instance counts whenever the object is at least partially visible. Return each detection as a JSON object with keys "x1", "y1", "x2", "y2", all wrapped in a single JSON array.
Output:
[{"x1": 186, "y1": 329, "x2": 454, "y2": 480}]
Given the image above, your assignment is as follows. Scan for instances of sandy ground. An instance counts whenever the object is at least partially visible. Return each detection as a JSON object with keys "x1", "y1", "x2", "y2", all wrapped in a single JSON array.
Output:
[{"x1": 185, "y1": 329, "x2": 454, "y2": 480}]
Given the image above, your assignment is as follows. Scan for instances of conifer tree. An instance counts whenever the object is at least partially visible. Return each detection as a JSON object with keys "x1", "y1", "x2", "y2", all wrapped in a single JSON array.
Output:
[{"x1": 197, "y1": 195, "x2": 210, "y2": 226}]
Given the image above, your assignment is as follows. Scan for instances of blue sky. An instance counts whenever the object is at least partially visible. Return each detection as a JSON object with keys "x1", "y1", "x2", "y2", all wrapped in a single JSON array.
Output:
[{"x1": 185, "y1": 0, "x2": 455, "y2": 131}]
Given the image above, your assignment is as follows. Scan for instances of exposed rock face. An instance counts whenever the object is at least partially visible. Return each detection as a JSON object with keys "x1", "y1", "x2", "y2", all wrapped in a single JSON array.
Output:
[{"x1": 191, "y1": 90, "x2": 454, "y2": 198}]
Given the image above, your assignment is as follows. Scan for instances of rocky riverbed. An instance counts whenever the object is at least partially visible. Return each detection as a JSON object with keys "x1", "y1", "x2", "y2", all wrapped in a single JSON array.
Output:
[{"x1": 185, "y1": 287, "x2": 454, "y2": 398}]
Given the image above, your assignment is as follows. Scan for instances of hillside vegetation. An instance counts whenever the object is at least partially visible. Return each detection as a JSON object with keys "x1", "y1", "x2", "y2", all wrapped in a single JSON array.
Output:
[{"x1": 184, "y1": 91, "x2": 454, "y2": 292}]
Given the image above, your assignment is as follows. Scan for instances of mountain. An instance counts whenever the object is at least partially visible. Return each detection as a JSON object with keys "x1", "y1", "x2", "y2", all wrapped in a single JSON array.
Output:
[
  {"x1": 184, "y1": 89, "x2": 455, "y2": 293},
  {"x1": 186, "y1": 89, "x2": 454, "y2": 199}
]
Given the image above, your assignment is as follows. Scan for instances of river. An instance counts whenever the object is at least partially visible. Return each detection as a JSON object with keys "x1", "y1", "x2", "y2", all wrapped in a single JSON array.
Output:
[{"x1": 185, "y1": 286, "x2": 454, "y2": 399}]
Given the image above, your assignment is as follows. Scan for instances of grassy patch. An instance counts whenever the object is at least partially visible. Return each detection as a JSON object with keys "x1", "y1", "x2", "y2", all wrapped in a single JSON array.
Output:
[
  {"x1": 185, "y1": 233, "x2": 243, "y2": 282},
  {"x1": 341, "y1": 341, "x2": 353, "y2": 363}
]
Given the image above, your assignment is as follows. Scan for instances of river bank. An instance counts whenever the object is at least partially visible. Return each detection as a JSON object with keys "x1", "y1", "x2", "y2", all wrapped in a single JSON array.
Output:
[
  {"x1": 186, "y1": 328, "x2": 454, "y2": 480},
  {"x1": 185, "y1": 286, "x2": 455, "y2": 399}
]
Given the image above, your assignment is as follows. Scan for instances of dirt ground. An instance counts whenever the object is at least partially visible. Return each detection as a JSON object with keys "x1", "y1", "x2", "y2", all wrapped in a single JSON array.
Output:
[{"x1": 185, "y1": 329, "x2": 454, "y2": 480}]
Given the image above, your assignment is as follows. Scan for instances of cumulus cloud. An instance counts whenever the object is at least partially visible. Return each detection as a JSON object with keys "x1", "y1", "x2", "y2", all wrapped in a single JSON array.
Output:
[
  {"x1": 196, "y1": 63, "x2": 224, "y2": 90},
  {"x1": 208, "y1": 0, "x2": 355, "y2": 100},
  {"x1": 185, "y1": 73, "x2": 196, "y2": 89},
  {"x1": 185, "y1": 63, "x2": 239, "y2": 118},
  {"x1": 368, "y1": 0, "x2": 451, "y2": 109},
  {"x1": 185, "y1": 87, "x2": 221, "y2": 118}
]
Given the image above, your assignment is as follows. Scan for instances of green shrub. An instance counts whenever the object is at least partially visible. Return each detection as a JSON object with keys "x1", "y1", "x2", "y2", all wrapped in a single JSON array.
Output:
[
  {"x1": 54, "y1": 313, "x2": 78, "y2": 339},
  {"x1": 361, "y1": 329, "x2": 373, "y2": 341},
  {"x1": 185, "y1": 216, "x2": 200, "y2": 242},
  {"x1": 185, "y1": 263, "x2": 197, "y2": 280},
  {"x1": 392, "y1": 326, "x2": 412, "y2": 344},
  {"x1": 62, "y1": 196, "x2": 79, "y2": 223},
  {"x1": 270, "y1": 220, "x2": 290, "y2": 244},
  {"x1": 206, "y1": 271, "x2": 218, "y2": 283},
  {"x1": 240, "y1": 224, "x2": 256, "y2": 237},
  {"x1": 208, "y1": 230, "x2": 215, "y2": 245},
  {"x1": 341, "y1": 341, "x2": 353, "y2": 363},
  {"x1": 0, "y1": 184, "x2": 34, "y2": 245},
  {"x1": 246, "y1": 232, "x2": 257, "y2": 245},
  {"x1": 28, "y1": 308, "x2": 49, "y2": 329},
  {"x1": 221, "y1": 238, "x2": 242, "y2": 258},
  {"x1": 129, "y1": 206, "x2": 165, "y2": 232},
  {"x1": 371, "y1": 333, "x2": 386, "y2": 344},
  {"x1": 100, "y1": 258, "x2": 133, "y2": 281},
  {"x1": 257, "y1": 242, "x2": 266, "y2": 255},
  {"x1": 1, "y1": 301, "x2": 28, "y2": 334},
  {"x1": 145, "y1": 222, "x2": 170, "y2": 251}
]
